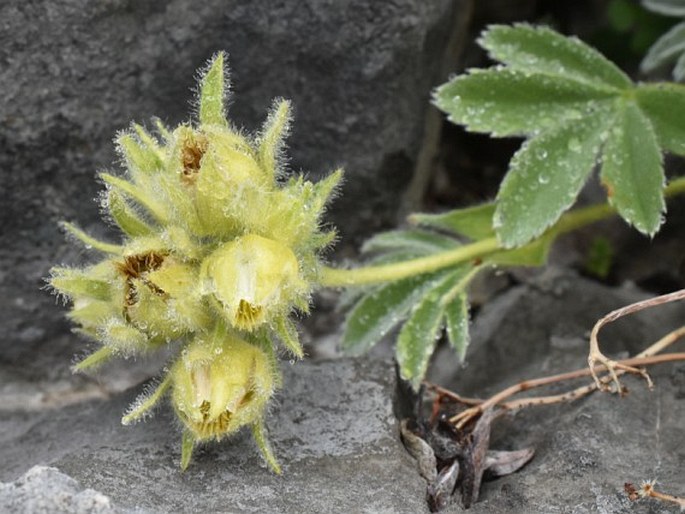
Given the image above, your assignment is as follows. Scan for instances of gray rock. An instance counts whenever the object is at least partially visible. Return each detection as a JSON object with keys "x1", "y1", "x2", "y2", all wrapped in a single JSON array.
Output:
[
  {"x1": 1, "y1": 358, "x2": 428, "y2": 514},
  {"x1": 432, "y1": 267, "x2": 685, "y2": 396},
  {"x1": 461, "y1": 376, "x2": 684, "y2": 514},
  {"x1": 3, "y1": 269, "x2": 685, "y2": 513},
  {"x1": 0, "y1": 0, "x2": 460, "y2": 379},
  {"x1": 426, "y1": 267, "x2": 685, "y2": 512},
  {"x1": 0, "y1": 466, "x2": 116, "y2": 514}
]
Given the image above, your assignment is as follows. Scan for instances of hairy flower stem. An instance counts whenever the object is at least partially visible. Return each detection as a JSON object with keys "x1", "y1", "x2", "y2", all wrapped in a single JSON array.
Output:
[
  {"x1": 319, "y1": 177, "x2": 685, "y2": 288},
  {"x1": 321, "y1": 237, "x2": 499, "y2": 287}
]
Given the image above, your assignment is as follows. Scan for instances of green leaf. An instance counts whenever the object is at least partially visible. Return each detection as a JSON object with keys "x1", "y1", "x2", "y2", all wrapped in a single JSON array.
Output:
[
  {"x1": 180, "y1": 431, "x2": 195, "y2": 471},
  {"x1": 107, "y1": 190, "x2": 154, "y2": 237},
  {"x1": 198, "y1": 52, "x2": 228, "y2": 127},
  {"x1": 635, "y1": 83, "x2": 685, "y2": 155},
  {"x1": 409, "y1": 203, "x2": 496, "y2": 241},
  {"x1": 341, "y1": 271, "x2": 450, "y2": 356},
  {"x1": 100, "y1": 173, "x2": 168, "y2": 222},
  {"x1": 274, "y1": 315, "x2": 304, "y2": 358},
  {"x1": 675, "y1": 51, "x2": 685, "y2": 81},
  {"x1": 396, "y1": 270, "x2": 464, "y2": 388},
  {"x1": 257, "y1": 99, "x2": 291, "y2": 179},
  {"x1": 434, "y1": 69, "x2": 616, "y2": 136},
  {"x1": 117, "y1": 133, "x2": 163, "y2": 177},
  {"x1": 494, "y1": 106, "x2": 612, "y2": 247},
  {"x1": 601, "y1": 101, "x2": 665, "y2": 235},
  {"x1": 72, "y1": 346, "x2": 116, "y2": 373},
  {"x1": 251, "y1": 418, "x2": 281, "y2": 474},
  {"x1": 50, "y1": 268, "x2": 112, "y2": 301},
  {"x1": 60, "y1": 222, "x2": 122, "y2": 254},
  {"x1": 361, "y1": 229, "x2": 459, "y2": 256},
  {"x1": 121, "y1": 374, "x2": 172, "y2": 425},
  {"x1": 366, "y1": 249, "x2": 430, "y2": 266},
  {"x1": 486, "y1": 234, "x2": 554, "y2": 267},
  {"x1": 310, "y1": 168, "x2": 343, "y2": 215},
  {"x1": 480, "y1": 24, "x2": 632, "y2": 90},
  {"x1": 642, "y1": 0, "x2": 685, "y2": 17},
  {"x1": 641, "y1": 22, "x2": 685, "y2": 79},
  {"x1": 443, "y1": 293, "x2": 469, "y2": 362}
]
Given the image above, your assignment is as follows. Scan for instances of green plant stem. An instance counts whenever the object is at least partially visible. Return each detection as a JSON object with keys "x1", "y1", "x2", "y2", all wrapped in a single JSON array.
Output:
[
  {"x1": 319, "y1": 176, "x2": 685, "y2": 288},
  {"x1": 320, "y1": 237, "x2": 499, "y2": 287}
]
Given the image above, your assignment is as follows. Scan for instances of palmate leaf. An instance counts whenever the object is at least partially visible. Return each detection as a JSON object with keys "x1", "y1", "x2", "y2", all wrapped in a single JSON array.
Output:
[
  {"x1": 342, "y1": 227, "x2": 477, "y2": 383},
  {"x1": 636, "y1": 83, "x2": 685, "y2": 155},
  {"x1": 641, "y1": 21, "x2": 685, "y2": 82},
  {"x1": 601, "y1": 101, "x2": 665, "y2": 234},
  {"x1": 435, "y1": 24, "x2": 685, "y2": 247},
  {"x1": 642, "y1": 0, "x2": 685, "y2": 17},
  {"x1": 361, "y1": 228, "x2": 459, "y2": 255},
  {"x1": 434, "y1": 70, "x2": 617, "y2": 137},
  {"x1": 409, "y1": 203, "x2": 496, "y2": 240},
  {"x1": 343, "y1": 228, "x2": 460, "y2": 352},
  {"x1": 479, "y1": 24, "x2": 632, "y2": 90},
  {"x1": 410, "y1": 203, "x2": 554, "y2": 267},
  {"x1": 493, "y1": 105, "x2": 613, "y2": 247},
  {"x1": 396, "y1": 269, "x2": 468, "y2": 388},
  {"x1": 341, "y1": 270, "x2": 453, "y2": 356},
  {"x1": 343, "y1": 211, "x2": 559, "y2": 385}
]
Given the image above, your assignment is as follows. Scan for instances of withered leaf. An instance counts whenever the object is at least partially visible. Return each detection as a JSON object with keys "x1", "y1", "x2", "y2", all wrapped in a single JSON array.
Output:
[
  {"x1": 427, "y1": 459, "x2": 460, "y2": 512},
  {"x1": 425, "y1": 416, "x2": 463, "y2": 462},
  {"x1": 460, "y1": 408, "x2": 495, "y2": 508},
  {"x1": 400, "y1": 419, "x2": 438, "y2": 482},
  {"x1": 484, "y1": 448, "x2": 535, "y2": 478}
]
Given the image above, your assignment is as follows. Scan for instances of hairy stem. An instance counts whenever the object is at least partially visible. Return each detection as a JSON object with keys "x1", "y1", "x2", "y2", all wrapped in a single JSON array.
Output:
[
  {"x1": 319, "y1": 177, "x2": 685, "y2": 288},
  {"x1": 320, "y1": 237, "x2": 499, "y2": 287}
]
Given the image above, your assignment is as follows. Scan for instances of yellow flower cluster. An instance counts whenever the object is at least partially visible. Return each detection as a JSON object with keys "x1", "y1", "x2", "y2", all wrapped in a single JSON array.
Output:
[{"x1": 49, "y1": 53, "x2": 341, "y2": 472}]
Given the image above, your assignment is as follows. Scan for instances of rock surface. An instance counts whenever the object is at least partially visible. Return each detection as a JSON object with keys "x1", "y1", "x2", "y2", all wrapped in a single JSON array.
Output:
[
  {"x1": 426, "y1": 268, "x2": 685, "y2": 513},
  {"x1": 0, "y1": 466, "x2": 116, "y2": 514},
  {"x1": 0, "y1": 0, "x2": 460, "y2": 379},
  {"x1": 3, "y1": 269, "x2": 684, "y2": 513},
  {"x1": 1, "y1": 359, "x2": 427, "y2": 514}
]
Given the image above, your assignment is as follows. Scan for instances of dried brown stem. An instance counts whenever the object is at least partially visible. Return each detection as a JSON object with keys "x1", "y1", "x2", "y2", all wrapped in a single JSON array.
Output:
[
  {"x1": 626, "y1": 481, "x2": 685, "y2": 508},
  {"x1": 424, "y1": 383, "x2": 483, "y2": 406},
  {"x1": 445, "y1": 324, "x2": 685, "y2": 428},
  {"x1": 588, "y1": 289, "x2": 685, "y2": 392}
]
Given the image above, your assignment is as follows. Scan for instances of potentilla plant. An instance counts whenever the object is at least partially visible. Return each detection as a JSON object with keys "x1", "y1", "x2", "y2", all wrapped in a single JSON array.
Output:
[
  {"x1": 50, "y1": 24, "x2": 685, "y2": 475},
  {"x1": 49, "y1": 52, "x2": 341, "y2": 472}
]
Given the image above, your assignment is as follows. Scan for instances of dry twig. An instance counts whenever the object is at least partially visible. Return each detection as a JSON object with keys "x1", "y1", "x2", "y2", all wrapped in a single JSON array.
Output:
[
  {"x1": 588, "y1": 289, "x2": 685, "y2": 393},
  {"x1": 423, "y1": 324, "x2": 685, "y2": 429},
  {"x1": 625, "y1": 481, "x2": 685, "y2": 509}
]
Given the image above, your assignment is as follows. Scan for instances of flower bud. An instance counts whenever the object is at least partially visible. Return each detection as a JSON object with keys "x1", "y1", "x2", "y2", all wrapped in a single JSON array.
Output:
[
  {"x1": 201, "y1": 234, "x2": 307, "y2": 331},
  {"x1": 179, "y1": 126, "x2": 267, "y2": 237},
  {"x1": 116, "y1": 252, "x2": 207, "y2": 342},
  {"x1": 170, "y1": 328, "x2": 275, "y2": 441}
]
